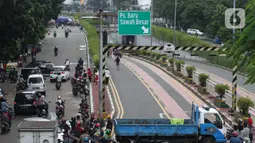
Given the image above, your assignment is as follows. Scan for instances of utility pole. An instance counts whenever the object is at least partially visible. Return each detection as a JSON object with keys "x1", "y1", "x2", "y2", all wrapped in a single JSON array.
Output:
[
  {"x1": 231, "y1": 0, "x2": 237, "y2": 111},
  {"x1": 173, "y1": 0, "x2": 177, "y2": 45},
  {"x1": 98, "y1": 9, "x2": 103, "y2": 119},
  {"x1": 150, "y1": 0, "x2": 153, "y2": 46}
]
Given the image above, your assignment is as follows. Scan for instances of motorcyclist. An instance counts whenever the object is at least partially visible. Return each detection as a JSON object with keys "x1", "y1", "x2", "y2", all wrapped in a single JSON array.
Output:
[
  {"x1": 64, "y1": 59, "x2": 70, "y2": 67},
  {"x1": 34, "y1": 94, "x2": 48, "y2": 115},
  {"x1": 17, "y1": 74, "x2": 26, "y2": 89},
  {"x1": 0, "y1": 98, "x2": 12, "y2": 129},
  {"x1": 78, "y1": 58, "x2": 84, "y2": 67},
  {"x1": 56, "y1": 72, "x2": 62, "y2": 86},
  {"x1": 9, "y1": 68, "x2": 17, "y2": 82},
  {"x1": 56, "y1": 96, "x2": 65, "y2": 107},
  {"x1": 54, "y1": 46, "x2": 58, "y2": 53}
]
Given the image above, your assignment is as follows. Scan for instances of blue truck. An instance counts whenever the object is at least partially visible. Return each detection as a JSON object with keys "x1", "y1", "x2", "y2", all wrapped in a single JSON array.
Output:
[{"x1": 113, "y1": 103, "x2": 227, "y2": 143}]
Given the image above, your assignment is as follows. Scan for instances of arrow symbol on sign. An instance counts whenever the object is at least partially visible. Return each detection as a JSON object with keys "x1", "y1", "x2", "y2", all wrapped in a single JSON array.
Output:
[
  {"x1": 159, "y1": 113, "x2": 166, "y2": 118},
  {"x1": 141, "y1": 26, "x2": 149, "y2": 34}
]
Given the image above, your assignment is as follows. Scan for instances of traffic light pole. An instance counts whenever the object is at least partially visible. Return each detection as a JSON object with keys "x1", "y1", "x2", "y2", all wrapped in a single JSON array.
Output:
[{"x1": 99, "y1": 9, "x2": 103, "y2": 119}]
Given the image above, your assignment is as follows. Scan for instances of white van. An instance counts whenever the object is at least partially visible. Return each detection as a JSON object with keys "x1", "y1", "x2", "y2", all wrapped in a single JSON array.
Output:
[{"x1": 27, "y1": 74, "x2": 46, "y2": 96}]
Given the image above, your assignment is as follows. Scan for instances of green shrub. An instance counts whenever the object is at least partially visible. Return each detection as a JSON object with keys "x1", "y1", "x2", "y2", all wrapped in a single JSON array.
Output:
[
  {"x1": 152, "y1": 25, "x2": 210, "y2": 47},
  {"x1": 198, "y1": 73, "x2": 209, "y2": 87},
  {"x1": 155, "y1": 53, "x2": 161, "y2": 60},
  {"x1": 186, "y1": 66, "x2": 196, "y2": 78},
  {"x1": 161, "y1": 56, "x2": 167, "y2": 62},
  {"x1": 168, "y1": 58, "x2": 174, "y2": 66},
  {"x1": 215, "y1": 84, "x2": 229, "y2": 99},
  {"x1": 237, "y1": 97, "x2": 255, "y2": 116},
  {"x1": 150, "y1": 52, "x2": 156, "y2": 58},
  {"x1": 147, "y1": 52, "x2": 151, "y2": 57},
  {"x1": 80, "y1": 19, "x2": 99, "y2": 68},
  {"x1": 175, "y1": 60, "x2": 185, "y2": 71}
]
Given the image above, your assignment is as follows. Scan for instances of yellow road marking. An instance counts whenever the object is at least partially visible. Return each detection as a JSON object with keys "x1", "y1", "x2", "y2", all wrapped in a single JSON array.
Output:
[
  {"x1": 121, "y1": 60, "x2": 171, "y2": 119},
  {"x1": 109, "y1": 77, "x2": 124, "y2": 118}
]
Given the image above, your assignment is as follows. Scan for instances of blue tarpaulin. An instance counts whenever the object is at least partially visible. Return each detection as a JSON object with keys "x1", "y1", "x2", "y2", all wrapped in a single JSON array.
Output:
[{"x1": 55, "y1": 17, "x2": 71, "y2": 24}]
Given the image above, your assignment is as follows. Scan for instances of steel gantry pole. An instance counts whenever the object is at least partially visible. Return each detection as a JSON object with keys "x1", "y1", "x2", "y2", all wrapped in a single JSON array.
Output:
[
  {"x1": 99, "y1": 9, "x2": 104, "y2": 119},
  {"x1": 150, "y1": 0, "x2": 153, "y2": 46},
  {"x1": 232, "y1": 0, "x2": 237, "y2": 111}
]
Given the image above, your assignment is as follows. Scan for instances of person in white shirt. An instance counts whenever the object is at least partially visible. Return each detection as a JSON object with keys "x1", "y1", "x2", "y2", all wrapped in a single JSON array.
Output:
[{"x1": 105, "y1": 68, "x2": 110, "y2": 85}]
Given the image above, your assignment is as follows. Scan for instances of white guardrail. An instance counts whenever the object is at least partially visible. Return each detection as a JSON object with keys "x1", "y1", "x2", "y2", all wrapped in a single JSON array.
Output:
[{"x1": 180, "y1": 64, "x2": 255, "y2": 116}]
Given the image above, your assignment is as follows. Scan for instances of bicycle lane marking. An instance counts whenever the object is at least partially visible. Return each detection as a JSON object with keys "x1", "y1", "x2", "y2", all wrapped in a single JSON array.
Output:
[{"x1": 122, "y1": 59, "x2": 189, "y2": 118}]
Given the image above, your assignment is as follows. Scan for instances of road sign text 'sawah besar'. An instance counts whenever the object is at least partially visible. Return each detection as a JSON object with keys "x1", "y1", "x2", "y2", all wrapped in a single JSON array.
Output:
[{"x1": 118, "y1": 11, "x2": 151, "y2": 35}]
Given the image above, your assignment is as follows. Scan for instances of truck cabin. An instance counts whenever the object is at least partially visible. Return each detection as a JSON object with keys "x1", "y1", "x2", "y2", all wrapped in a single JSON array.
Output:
[{"x1": 191, "y1": 104, "x2": 226, "y2": 142}]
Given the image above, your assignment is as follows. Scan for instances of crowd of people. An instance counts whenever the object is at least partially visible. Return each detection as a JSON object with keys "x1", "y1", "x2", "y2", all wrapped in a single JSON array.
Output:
[{"x1": 229, "y1": 115, "x2": 253, "y2": 143}]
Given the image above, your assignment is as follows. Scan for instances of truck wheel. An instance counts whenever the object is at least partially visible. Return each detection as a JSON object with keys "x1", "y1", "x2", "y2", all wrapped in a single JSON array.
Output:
[{"x1": 202, "y1": 137, "x2": 214, "y2": 143}]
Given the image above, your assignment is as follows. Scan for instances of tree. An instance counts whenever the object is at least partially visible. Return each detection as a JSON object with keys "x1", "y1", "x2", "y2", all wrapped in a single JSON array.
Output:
[
  {"x1": 228, "y1": 0, "x2": 255, "y2": 84},
  {"x1": 0, "y1": 0, "x2": 64, "y2": 62}
]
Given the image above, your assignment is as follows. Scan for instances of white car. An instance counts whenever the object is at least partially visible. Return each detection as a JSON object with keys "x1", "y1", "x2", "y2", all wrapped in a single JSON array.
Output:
[
  {"x1": 27, "y1": 74, "x2": 46, "y2": 96},
  {"x1": 50, "y1": 66, "x2": 70, "y2": 82},
  {"x1": 187, "y1": 29, "x2": 203, "y2": 36}
]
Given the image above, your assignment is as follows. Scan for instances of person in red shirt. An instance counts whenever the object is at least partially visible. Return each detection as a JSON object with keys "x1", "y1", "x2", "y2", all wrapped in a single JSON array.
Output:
[
  {"x1": 94, "y1": 73, "x2": 98, "y2": 85},
  {"x1": 247, "y1": 114, "x2": 253, "y2": 130},
  {"x1": 87, "y1": 68, "x2": 92, "y2": 82}
]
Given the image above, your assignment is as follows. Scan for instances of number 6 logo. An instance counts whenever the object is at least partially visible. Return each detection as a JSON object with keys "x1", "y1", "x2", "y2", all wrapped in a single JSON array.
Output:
[{"x1": 225, "y1": 8, "x2": 245, "y2": 29}]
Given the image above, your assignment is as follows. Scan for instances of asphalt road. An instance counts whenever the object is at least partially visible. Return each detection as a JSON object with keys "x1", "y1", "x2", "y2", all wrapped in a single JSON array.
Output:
[
  {"x1": 106, "y1": 58, "x2": 166, "y2": 119},
  {"x1": 108, "y1": 33, "x2": 255, "y2": 94},
  {"x1": 0, "y1": 26, "x2": 87, "y2": 142},
  {"x1": 124, "y1": 57, "x2": 191, "y2": 115}
]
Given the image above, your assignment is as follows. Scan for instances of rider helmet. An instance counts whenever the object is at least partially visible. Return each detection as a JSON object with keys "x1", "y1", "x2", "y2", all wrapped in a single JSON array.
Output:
[
  {"x1": 41, "y1": 95, "x2": 45, "y2": 100},
  {"x1": 105, "y1": 129, "x2": 111, "y2": 135},
  {"x1": 83, "y1": 137, "x2": 89, "y2": 142},
  {"x1": 95, "y1": 123, "x2": 100, "y2": 128},
  {"x1": 57, "y1": 96, "x2": 61, "y2": 100}
]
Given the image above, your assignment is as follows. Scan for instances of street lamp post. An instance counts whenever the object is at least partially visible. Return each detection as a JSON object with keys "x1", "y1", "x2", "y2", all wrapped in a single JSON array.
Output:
[
  {"x1": 98, "y1": 9, "x2": 103, "y2": 119},
  {"x1": 173, "y1": 0, "x2": 177, "y2": 45},
  {"x1": 150, "y1": 0, "x2": 153, "y2": 46}
]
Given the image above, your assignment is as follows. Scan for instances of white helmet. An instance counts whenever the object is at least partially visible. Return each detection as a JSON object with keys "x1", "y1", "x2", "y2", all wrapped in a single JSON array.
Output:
[
  {"x1": 41, "y1": 95, "x2": 45, "y2": 99},
  {"x1": 57, "y1": 96, "x2": 61, "y2": 100}
]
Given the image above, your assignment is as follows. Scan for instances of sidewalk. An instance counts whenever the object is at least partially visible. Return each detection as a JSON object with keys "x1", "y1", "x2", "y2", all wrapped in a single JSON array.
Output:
[
  {"x1": 133, "y1": 56, "x2": 255, "y2": 139},
  {"x1": 92, "y1": 82, "x2": 112, "y2": 119}
]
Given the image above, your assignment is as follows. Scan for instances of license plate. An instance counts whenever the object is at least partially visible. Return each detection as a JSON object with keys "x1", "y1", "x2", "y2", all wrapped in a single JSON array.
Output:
[{"x1": 21, "y1": 106, "x2": 28, "y2": 109}]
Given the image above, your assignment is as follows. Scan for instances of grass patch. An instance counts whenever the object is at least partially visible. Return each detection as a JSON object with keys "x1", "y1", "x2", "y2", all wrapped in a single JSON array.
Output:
[
  {"x1": 152, "y1": 26, "x2": 210, "y2": 47},
  {"x1": 79, "y1": 19, "x2": 100, "y2": 68}
]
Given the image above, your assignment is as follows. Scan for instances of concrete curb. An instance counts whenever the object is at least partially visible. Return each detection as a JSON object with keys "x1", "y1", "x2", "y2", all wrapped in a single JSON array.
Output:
[
  {"x1": 175, "y1": 57, "x2": 248, "y2": 78},
  {"x1": 81, "y1": 29, "x2": 94, "y2": 113},
  {"x1": 132, "y1": 56, "x2": 235, "y2": 125},
  {"x1": 106, "y1": 85, "x2": 116, "y2": 118}
]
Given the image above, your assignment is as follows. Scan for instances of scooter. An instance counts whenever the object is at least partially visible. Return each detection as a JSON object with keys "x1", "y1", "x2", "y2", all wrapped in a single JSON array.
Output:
[
  {"x1": 0, "y1": 108, "x2": 13, "y2": 134},
  {"x1": 54, "y1": 32, "x2": 57, "y2": 38},
  {"x1": 65, "y1": 32, "x2": 68, "y2": 38},
  {"x1": 56, "y1": 81, "x2": 61, "y2": 90},
  {"x1": 16, "y1": 80, "x2": 26, "y2": 91}
]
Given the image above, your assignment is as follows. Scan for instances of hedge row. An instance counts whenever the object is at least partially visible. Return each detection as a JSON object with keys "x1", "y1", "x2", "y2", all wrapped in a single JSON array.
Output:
[
  {"x1": 152, "y1": 25, "x2": 210, "y2": 47},
  {"x1": 79, "y1": 19, "x2": 100, "y2": 68},
  {"x1": 137, "y1": 50, "x2": 254, "y2": 117}
]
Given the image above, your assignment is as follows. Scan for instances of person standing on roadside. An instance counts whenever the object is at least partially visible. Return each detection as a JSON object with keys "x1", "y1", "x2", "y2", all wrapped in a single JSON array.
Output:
[{"x1": 248, "y1": 114, "x2": 253, "y2": 130}]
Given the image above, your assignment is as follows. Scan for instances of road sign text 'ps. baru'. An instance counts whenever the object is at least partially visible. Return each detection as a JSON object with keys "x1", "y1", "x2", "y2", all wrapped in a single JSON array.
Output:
[{"x1": 118, "y1": 11, "x2": 151, "y2": 35}]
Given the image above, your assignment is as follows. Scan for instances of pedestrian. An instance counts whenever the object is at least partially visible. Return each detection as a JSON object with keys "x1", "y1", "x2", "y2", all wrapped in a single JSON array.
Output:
[
  {"x1": 87, "y1": 68, "x2": 92, "y2": 82},
  {"x1": 94, "y1": 72, "x2": 98, "y2": 85},
  {"x1": 104, "y1": 68, "x2": 110, "y2": 85},
  {"x1": 106, "y1": 115, "x2": 113, "y2": 131},
  {"x1": 247, "y1": 114, "x2": 253, "y2": 130},
  {"x1": 243, "y1": 123, "x2": 251, "y2": 143}
]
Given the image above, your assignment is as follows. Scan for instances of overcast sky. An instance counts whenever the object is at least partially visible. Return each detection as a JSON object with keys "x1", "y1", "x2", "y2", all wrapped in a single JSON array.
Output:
[{"x1": 64, "y1": 0, "x2": 151, "y2": 5}]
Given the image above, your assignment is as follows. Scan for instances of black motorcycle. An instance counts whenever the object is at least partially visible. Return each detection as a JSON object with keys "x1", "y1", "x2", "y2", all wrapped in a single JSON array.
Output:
[
  {"x1": 72, "y1": 80, "x2": 80, "y2": 97},
  {"x1": 0, "y1": 72, "x2": 6, "y2": 83},
  {"x1": 54, "y1": 50, "x2": 58, "y2": 56},
  {"x1": 56, "y1": 81, "x2": 61, "y2": 90},
  {"x1": 65, "y1": 32, "x2": 68, "y2": 38},
  {"x1": 9, "y1": 74, "x2": 17, "y2": 83},
  {"x1": 16, "y1": 80, "x2": 26, "y2": 91},
  {"x1": 36, "y1": 103, "x2": 49, "y2": 118}
]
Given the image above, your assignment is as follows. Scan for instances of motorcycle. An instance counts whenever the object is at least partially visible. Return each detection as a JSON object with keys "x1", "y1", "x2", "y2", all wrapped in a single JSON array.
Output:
[
  {"x1": 37, "y1": 104, "x2": 49, "y2": 118},
  {"x1": 0, "y1": 108, "x2": 13, "y2": 134},
  {"x1": 54, "y1": 50, "x2": 58, "y2": 56},
  {"x1": 16, "y1": 80, "x2": 26, "y2": 91},
  {"x1": 72, "y1": 80, "x2": 81, "y2": 97},
  {"x1": 10, "y1": 74, "x2": 17, "y2": 83},
  {"x1": 65, "y1": 65, "x2": 70, "y2": 71},
  {"x1": 0, "y1": 73, "x2": 6, "y2": 83},
  {"x1": 54, "y1": 32, "x2": 57, "y2": 37},
  {"x1": 65, "y1": 32, "x2": 68, "y2": 38},
  {"x1": 56, "y1": 105, "x2": 65, "y2": 119},
  {"x1": 56, "y1": 81, "x2": 61, "y2": 90}
]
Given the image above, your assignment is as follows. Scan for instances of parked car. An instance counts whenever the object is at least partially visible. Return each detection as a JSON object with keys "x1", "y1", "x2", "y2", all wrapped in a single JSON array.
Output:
[
  {"x1": 14, "y1": 89, "x2": 39, "y2": 115},
  {"x1": 20, "y1": 67, "x2": 42, "y2": 81},
  {"x1": 50, "y1": 66, "x2": 70, "y2": 82},
  {"x1": 186, "y1": 29, "x2": 203, "y2": 36}
]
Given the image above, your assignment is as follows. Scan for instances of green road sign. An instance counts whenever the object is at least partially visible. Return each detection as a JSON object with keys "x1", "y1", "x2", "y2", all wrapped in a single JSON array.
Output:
[{"x1": 118, "y1": 11, "x2": 151, "y2": 35}]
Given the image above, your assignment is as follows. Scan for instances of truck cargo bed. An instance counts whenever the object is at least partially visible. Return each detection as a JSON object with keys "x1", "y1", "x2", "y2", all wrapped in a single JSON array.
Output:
[{"x1": 114, "y1": 119, "x2": 198, "y2": 137}]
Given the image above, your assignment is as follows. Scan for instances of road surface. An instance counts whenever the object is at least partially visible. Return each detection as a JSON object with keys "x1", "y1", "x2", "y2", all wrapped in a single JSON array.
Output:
[
  {"x1": 0, "y1": 26, "x2": 86, "y2": 142},
  {"x1": 108, "y1": 33, "x2": 255, "y2": 99},
  {"x1": 107, "y1": 54, "x2": 207, "y2": 119}
]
